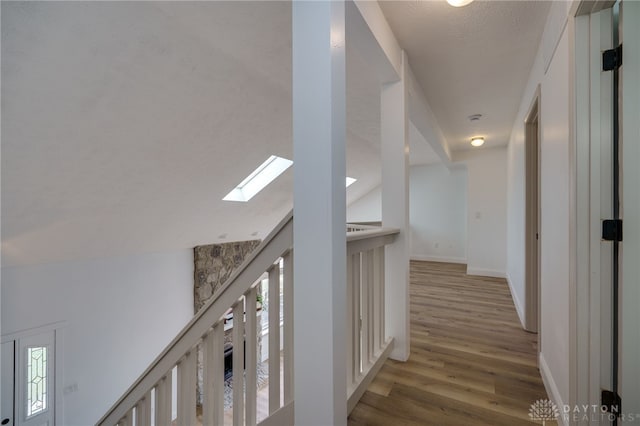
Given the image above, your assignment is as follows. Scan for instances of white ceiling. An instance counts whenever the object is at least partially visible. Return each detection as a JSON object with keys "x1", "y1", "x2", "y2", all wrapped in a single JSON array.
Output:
[
  {"x1": 1, "y1": 1, "x2": 385, "y2": 266},
  {"x1": 1, "y1": 1, "x2": 549, "y2": 267},
  {"x1": 380, "y1": 0, "x2": 550, "y2": 151}
]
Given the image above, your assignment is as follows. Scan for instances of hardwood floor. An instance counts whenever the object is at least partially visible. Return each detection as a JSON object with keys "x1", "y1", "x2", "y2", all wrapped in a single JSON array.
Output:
[{"x1": 348, "y1": 261, "x2": 554, "y2": 426}]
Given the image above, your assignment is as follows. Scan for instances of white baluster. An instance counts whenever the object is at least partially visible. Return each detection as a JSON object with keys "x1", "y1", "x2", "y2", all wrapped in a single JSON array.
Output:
[
  {"x1": 119, "y1": 410, "x2": 132, "y2": 426},
  {"x1": 283, "y1": 251, "x2": 294, "y2": 404},
  {"x1": 245, "y1": 287, "x2": 258, "y2": 426},
  {"x1": 361, "y1": 251, "x2": 371, "y2": 367},
  {"x1": 346, "y1": 252, "x2": 354, "y2": 389},
  {"x1": 379, "y1": 247, "x2": 386, "y2": 346},
  {"x1": 268, "y1": 262, "x2": 281, "y2": 414},
  {"x1": 136, "y1": 391, "x2": 152, "y2": 426},
  {"x1": 177, "y1": 350, "x2": 196, "y2": 426},
  {"x1": 233, "y1": 300, "x2": 245, "y2": 426},
  {"x1": 352, "y1": 254, "x2": 361, "y2": 378},
  {"x1": 203, "y1": 322, "x2": 224, "y2": 426},
  {"x1": 155, "y1": 374, "x2": 172, "y2": 426},
  {"x1": 373, "y1": 247, "x2": 383, "y2": 352},
  {"x1": 366, "y1": 249, "x2": 375, "y2": 362}
]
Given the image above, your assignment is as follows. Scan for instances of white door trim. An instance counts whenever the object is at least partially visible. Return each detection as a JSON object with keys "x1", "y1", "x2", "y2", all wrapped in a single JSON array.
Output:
[
  {"x1": 1, "y1": 323, "x2": 66, "y2": 426},
  {"x1": 619, "y1": 0, "x2": 640, "y2": 417},
  {"x1": 1, "y1": 322, "x2": 67, "y2": 345},
  {"x1": 572, "y1": 2, "x2": 616, "y2": 418},
  {"x1": 524, "y1": 85, "x2": 541, "y2": 338}
]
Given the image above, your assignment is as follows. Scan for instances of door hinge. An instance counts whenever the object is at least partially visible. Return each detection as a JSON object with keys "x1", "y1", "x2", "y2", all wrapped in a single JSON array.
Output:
[
  {"x1": 602, "y1": 390, "x2": 622, "y2": 417},
  {"x1": 602, "y1": 219, "x2": 623, "y2": 241},
  {"x1": 603, "y1": 45, "x2": 623, "y2": 71}
]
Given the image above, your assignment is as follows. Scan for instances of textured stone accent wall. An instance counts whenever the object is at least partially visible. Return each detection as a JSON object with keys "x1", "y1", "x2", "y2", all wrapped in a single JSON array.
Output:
[
  {"x1": 194, "y1": 240, "x2": 261, "y2": 314},
  {"x1": 193, "y1": 240, "x2": 261, "y2": 406}
]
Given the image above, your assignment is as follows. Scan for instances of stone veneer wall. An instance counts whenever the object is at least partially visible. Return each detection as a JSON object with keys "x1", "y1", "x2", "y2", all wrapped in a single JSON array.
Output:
[
  {"x1": 193, "y1": 240, "x2": 261, "y2": 405},
  {"x1": 194, "y1": 240, "x2": 261, "y2": 313}
]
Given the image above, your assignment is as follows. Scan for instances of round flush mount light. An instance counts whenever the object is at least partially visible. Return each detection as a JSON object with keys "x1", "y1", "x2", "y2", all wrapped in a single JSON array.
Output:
[
  {"x1": 447, "y1": 0, "x2": 474, "y2": 7},
  {"x1": 470, "y1": 137, "x2": 485, "y2": 147}
]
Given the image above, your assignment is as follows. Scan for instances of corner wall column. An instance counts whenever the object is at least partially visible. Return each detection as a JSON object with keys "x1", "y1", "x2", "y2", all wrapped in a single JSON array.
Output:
[
  {"x1": 381, "y1": 51, "x2": 410, "y2": 361},
  {"x1": 292, "y1": 1, "x2": 348, "y2": 425}
]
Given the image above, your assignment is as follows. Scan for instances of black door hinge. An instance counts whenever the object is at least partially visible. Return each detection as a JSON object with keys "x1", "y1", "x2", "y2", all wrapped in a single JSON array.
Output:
[
  {"x1": 602, "y1": 390, "x2": 622, "y2": 417},
  {"x1": 603, "y1": 219, "x2": 623, "y2": 242},
  {"x1": 603, "y1": 45, "x2": 623, "y2": 71}
]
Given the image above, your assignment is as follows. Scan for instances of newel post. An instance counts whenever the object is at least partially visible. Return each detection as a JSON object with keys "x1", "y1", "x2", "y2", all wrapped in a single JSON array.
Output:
[
  {"x1": 292, "y1": 1, "x2": 348, "y2": 425},
  {"x1": 381, "y1": 51, "x2": 411, "y2": 361}
]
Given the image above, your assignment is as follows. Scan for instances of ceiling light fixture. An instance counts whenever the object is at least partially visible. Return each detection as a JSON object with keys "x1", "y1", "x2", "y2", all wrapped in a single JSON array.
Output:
[
  {"x1": 346, "y1": 177, "x2": 357, "y2": 188},
  {"x1": 223, "y1": 155, "x2": 293, "y2": 202},
  {"x1": 470, "y1": 137, "x2": 485, "y2": 147},
  {"x1": 446, "y1": 0, "x2": 474, "y2": 7}
]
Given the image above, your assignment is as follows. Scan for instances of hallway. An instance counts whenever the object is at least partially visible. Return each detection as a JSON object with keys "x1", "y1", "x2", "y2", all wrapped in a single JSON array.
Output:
[{"x1": 348, "y1": 261, "x2": 552, "y2": 425}]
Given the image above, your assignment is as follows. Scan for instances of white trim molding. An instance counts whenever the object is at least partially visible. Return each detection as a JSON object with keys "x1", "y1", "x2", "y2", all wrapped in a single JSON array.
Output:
[
  {"x1": 0, "y1": 320, "x2": 68, "y2": 343},
  {"x1": 539, "y1": 353, "x2": 569, "y2": 426},
  {"x1": 506, "y1": 273, "x2": 526, "y2": 329},
  {"x1": 465, "y1": 267, "x2": 506, "y2": 279},
  {"x1": 410, "y1": 255, "x2": 466, "y2": 264}
]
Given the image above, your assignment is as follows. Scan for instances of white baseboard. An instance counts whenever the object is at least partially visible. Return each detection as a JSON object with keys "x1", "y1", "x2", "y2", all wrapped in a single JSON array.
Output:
[
  {"x1": 506, "y1": 273, "x2": 526, "y2": 329},
  {"x1": 539, "y1": 353, "x2": 568, "y2": 426},
  {"x1": 410, "y1": 254, "x2": 467, "y2": 264},
  {"x1": 465, "y1": 267, "x2": 506, "y2": 278}
]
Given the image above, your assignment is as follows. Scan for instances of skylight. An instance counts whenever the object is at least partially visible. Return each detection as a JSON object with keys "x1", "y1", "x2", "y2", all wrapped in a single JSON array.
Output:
[
  {"x1": 223, "y1": 156, "x2": 356, "y2": 202},
  {"x1": 223, "y1": 155, "x2": 293, "y2": 202}
]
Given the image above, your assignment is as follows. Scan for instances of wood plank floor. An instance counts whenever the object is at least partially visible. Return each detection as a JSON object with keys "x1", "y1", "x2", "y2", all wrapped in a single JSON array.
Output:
[{"x1": 348, "y1": 261, "x2": 554, "y2": 426}]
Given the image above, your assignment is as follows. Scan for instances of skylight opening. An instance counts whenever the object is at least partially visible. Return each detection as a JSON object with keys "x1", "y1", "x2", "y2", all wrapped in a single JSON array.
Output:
[{"x1": 223, "y1": 155, "x2": 293, "y2": 202}]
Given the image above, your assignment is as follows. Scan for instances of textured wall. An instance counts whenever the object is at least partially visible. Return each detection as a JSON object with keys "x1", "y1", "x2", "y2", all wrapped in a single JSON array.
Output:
[
  {"x1": 193, "y1": 240, "x2": 261, "y2": 405},
  {"x1": 193, "y1": 240, "x2": 261, "y2": 313}
]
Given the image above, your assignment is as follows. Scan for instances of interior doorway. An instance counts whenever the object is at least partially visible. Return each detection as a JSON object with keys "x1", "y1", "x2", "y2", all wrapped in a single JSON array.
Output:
[
  {"x1": 572, "y1": 0, "x2": 640, "y2": 416},
  {"x1": 524, "y1": 88, "x2": 541, "y2": 339},
  {"x1": 1, "y1": 329, "x2": 57, "y2": 426}
]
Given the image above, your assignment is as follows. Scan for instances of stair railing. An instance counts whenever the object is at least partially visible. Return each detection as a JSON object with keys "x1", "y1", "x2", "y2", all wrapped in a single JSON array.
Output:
[
  {"x1": 346, "y1": 227, "x2": 398, "y2": 413},
  {"x1": 97, "y1": 212, "x2": 294, "y2": 426},
  {"x1": 98, "y1": 211, "x2": 399, "y2": 426}
]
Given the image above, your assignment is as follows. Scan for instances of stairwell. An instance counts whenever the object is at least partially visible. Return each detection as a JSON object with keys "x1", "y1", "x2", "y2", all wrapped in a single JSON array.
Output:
[{"x1": 97, "y1": 212, "x2": 399, "y2": 426}]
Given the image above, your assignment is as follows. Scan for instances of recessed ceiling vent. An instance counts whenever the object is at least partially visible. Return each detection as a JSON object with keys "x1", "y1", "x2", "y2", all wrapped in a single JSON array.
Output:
[{"x1": 468, "y1": 114, "x2": 482, "y2": 122}]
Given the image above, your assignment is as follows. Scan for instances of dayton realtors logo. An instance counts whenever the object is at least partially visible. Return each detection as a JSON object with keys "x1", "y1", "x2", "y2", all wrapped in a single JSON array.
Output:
[
  {"x1": 560, "y1": 404, "x2": 640, "y2": 423},
  {"x1": 530, "y1": 399, "x2": 640, "y2": 424},
  {"x1": 529, "y1": 399, "x2": 560, "y2": 425}
]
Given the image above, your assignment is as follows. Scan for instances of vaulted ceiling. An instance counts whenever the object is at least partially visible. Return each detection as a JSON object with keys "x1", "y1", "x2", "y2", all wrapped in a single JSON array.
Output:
[{"x1": 1, "y1": 1, "x2": 549, "y2": 267}]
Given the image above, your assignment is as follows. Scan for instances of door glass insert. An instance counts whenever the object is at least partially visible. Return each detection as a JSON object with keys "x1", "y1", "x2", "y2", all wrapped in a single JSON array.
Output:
[{"x1": 26, "y1": 346, "x2": 48, "y2": 417}]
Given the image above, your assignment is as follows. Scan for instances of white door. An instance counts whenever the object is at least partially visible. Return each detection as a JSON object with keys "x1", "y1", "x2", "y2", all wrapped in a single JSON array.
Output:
[
  {"x1": 2, "y1": 342, "x2": 15, "y2": 426},
  {"x1": 619, "y1": 0, "x2": 640, "y2": 421},
  {"x1": 576, "y1": 1, "x2": 638, "y2": 420},
  {"x1": 3, "y1": 332, "x2": 56, "y2": 426},
  {"x1": 580, "y1": 5, "x2": 615, "y2": 415}
]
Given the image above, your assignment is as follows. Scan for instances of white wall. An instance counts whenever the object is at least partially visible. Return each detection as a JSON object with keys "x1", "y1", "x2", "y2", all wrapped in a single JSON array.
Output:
[
  {"x1": 539, "y1": 26, "x2": 570, "y2": 409},
  {"x1": 456, "y1": 148, "x2": 508, "y2": 278},
  {"x1": 506, "y1": 0, "x2": 572, "y2": 415},
  {"x1": 409, "y1": 164, "x2": 467, "y2": 263},
  {"x1": 348, "y1": 164, "x2": 467, "y2": 264},
  {"x1": 1, "y1": 250, "x2": 193, "y2": 426},
  {"x1": 347, "y1": 185, "x2": 382, "y2": 223},
  {"x1": 506, "y1": 57, "x2": 542, "y2": 325}
]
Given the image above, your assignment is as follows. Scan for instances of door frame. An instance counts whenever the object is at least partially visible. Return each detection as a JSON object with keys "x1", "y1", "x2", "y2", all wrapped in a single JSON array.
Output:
[
  {"x1": 572, "y1": 0, "x2": 619, "y2": 415},
  {"x1": 524, "y1": 86, "x2": 541, "y2": 340},
  {"x1": 618, "y1": 0, "x2": 640, "y2": 416},
  {"x1": 1, "y1": 322, "x2": 66, "y2": 426}
]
